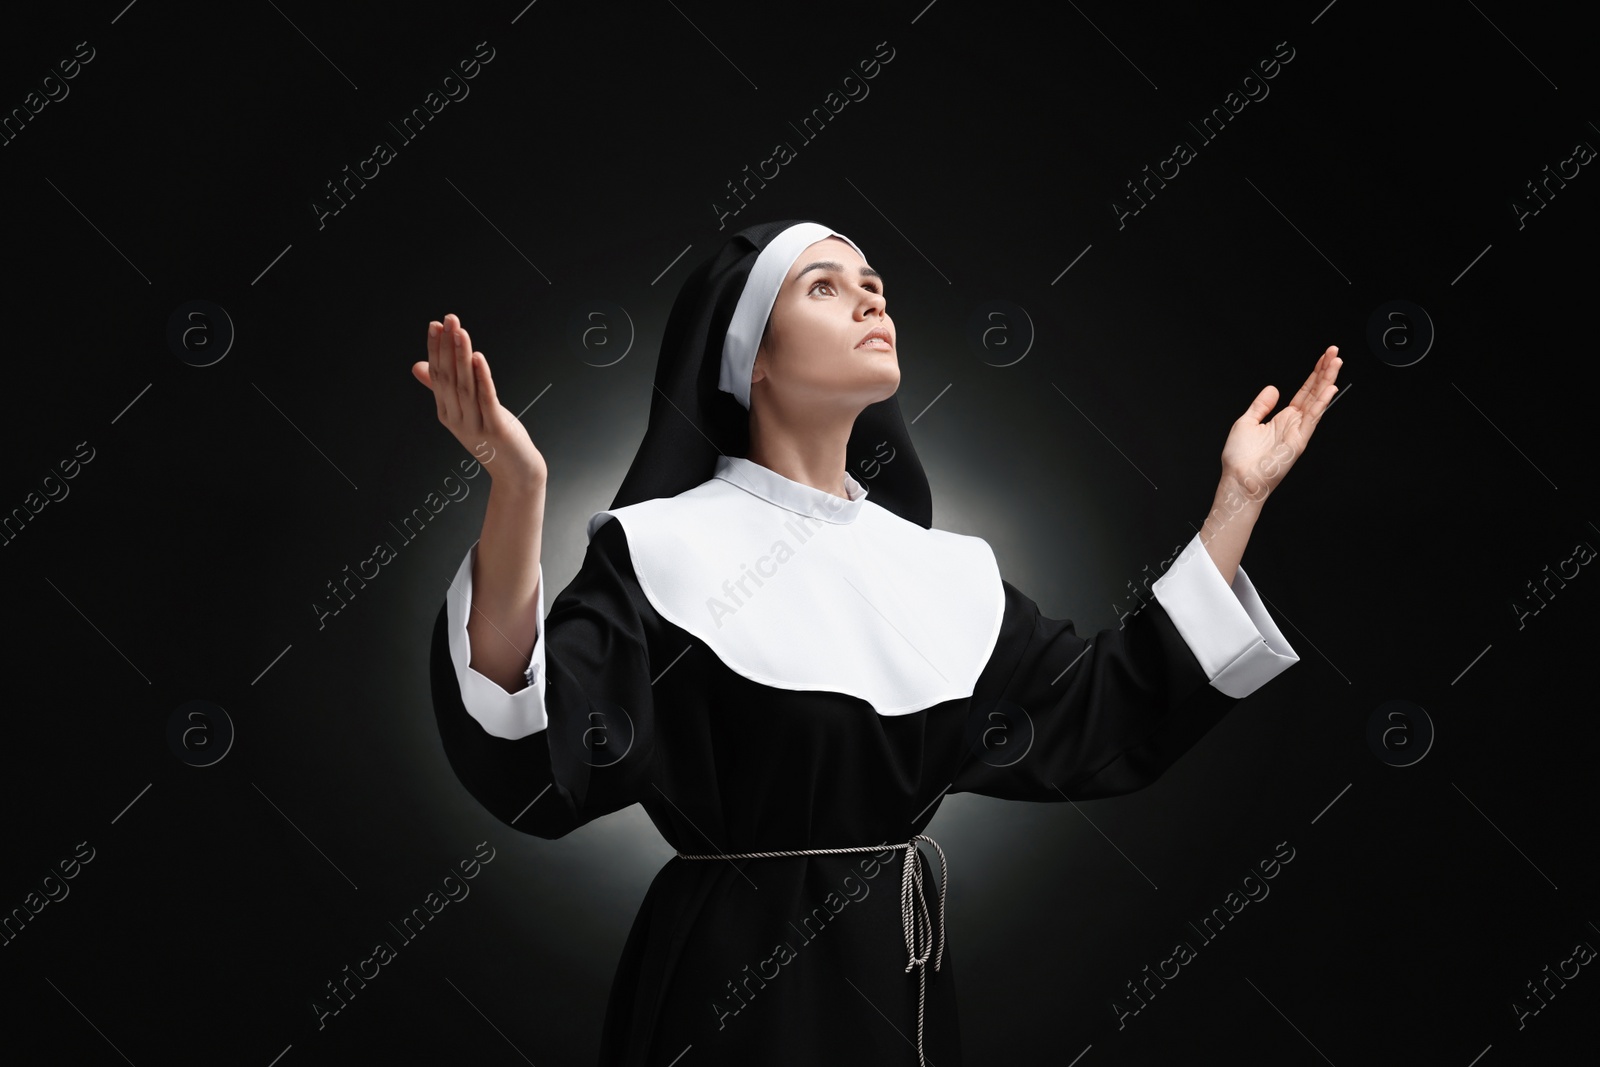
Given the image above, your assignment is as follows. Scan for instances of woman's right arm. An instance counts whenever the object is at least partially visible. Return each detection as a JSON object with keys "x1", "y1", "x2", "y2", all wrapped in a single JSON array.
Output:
[
  {"x1": 416, "y1": 314, "x2": 658, "y2": 839},
  {"x1": 429, "y1": 516, "x2": 658, "y2": 839},
  {"x1": 413, "y1": 313, "x2": 549, "y2": 694},
  {"x1": 466, "y1": 477, "x2": 546, "y2": 692}
]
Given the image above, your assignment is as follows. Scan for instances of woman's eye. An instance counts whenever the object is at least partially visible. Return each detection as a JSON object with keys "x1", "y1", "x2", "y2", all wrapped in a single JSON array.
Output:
[{"x1": 809, "y1": 279, "x2": 881, "y2": 295}]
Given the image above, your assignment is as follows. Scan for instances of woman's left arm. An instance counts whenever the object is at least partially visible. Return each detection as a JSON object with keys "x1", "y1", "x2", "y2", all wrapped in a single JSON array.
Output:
[
  {"x1": 1201, "y1": 346, "x2": 1342, "y2": 585},
  {"x1": 946, "y1": 346, "x2": 1342, "y2": 804}
]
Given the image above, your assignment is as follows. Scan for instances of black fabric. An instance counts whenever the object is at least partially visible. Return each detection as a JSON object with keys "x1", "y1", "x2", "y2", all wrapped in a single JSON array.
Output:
[
  {"x1": 430, "y1": 516, "x2": 1242, "y2": 1064},
  {"x1": 605, "y1": 218, "x2": 934, "y2": 530},
  {"x1": 951, "y1": 574, "x2": 1238, "y2": 801}
]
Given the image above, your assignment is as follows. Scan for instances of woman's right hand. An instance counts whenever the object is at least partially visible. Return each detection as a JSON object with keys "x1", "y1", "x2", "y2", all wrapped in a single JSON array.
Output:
[{"x1": 412, "y1": 314, "x2": 547, "y2": 488}]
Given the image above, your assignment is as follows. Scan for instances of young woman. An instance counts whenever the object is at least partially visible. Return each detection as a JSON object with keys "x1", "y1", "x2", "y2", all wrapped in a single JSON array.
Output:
[{"x1": 411, "y1": 219, "x2": 1341, "y2": 1065}]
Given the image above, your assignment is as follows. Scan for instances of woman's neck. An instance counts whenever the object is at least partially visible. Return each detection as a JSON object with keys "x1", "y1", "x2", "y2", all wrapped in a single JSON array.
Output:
[{"x1": 744, "y1": 440, "x2": 852, "y2": 500}]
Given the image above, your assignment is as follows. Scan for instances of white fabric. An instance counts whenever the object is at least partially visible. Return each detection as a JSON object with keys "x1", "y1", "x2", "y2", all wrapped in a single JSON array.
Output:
[
  {"x1": 718, "y1": 223, "x2": 865, "y2": 410},
  {"x1": 445, "y1": 543, "x2": 548, "y2": 739},
  {"x1": 1149, "y1": 533, "x2": 1300, "y2": 697},
  {"x1": 446, "y1": 459, "x2": 1300, "y2": 739},
  {"x1": 585, "y1": 455, "x2": 1007, "y2": 716}
]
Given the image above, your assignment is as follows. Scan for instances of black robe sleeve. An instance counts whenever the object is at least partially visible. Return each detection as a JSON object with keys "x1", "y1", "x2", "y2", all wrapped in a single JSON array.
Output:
[
  {"x1": 430, "y1": 517, "x2": 657, "y2": 839},
  {"x1": 950, "y1": 536, "x2": 1298, "y2": 802}
]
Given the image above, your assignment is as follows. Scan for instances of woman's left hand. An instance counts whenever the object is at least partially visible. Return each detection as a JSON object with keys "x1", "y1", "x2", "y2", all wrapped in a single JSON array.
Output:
[{"x1": 1220, "y1": 345, "x2": 1342, "y2": 500}]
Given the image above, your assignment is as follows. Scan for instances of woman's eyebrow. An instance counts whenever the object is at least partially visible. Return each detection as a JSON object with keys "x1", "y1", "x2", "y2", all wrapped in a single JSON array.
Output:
[{"x1": 795, "y1": 260, "x2": 883, "y2": 285}]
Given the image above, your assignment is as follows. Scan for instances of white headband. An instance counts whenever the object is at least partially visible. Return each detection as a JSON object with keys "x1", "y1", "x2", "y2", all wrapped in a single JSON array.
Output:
[{"x1": 718, "y1": 222, "x2": 866, "y2": 411}]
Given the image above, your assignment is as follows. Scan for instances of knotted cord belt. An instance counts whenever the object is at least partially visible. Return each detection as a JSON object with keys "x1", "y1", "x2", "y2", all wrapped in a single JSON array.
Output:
[{"x1": 674, "y1": 835, "x2": 949, "y2": 1066}]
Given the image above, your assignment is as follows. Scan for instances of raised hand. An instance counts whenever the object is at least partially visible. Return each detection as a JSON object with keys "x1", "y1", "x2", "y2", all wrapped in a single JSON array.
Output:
[
  {"x1": 412, "y1": 313, "x2": 547, "y2": 488},
  {"x1": 1220, "y1": 345, "x2": 1342, "y2": 500}
]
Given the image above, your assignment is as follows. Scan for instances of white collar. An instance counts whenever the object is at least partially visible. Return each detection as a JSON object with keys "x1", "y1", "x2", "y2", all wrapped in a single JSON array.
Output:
[
  {"x1": 710, "y1": 455, "x2": 868, "y2": 525},
  {"x1": 586, "y1": 458, "x2": 1006, "y2": 716}
]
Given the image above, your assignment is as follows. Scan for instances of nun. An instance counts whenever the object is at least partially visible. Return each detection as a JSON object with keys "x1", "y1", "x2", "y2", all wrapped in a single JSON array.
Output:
[{"x1": 413, "y1": 219, "x2": 1342, "y2": 1065}]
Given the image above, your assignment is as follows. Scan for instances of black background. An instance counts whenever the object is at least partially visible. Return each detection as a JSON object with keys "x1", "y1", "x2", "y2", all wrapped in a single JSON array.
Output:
[{"x1": 3, "y1": 0, "x2": 1596, "y2": 1063}]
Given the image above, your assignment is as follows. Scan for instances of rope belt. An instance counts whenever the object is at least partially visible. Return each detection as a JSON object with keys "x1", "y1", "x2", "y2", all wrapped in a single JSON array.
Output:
[{"x1": 674, "y1": 835, "x2": 949, "y2": 1066}]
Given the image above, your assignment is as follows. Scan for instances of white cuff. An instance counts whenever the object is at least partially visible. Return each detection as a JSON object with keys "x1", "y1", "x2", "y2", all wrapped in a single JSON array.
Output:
[
  {"x1": 1150, "y1": 532, "x2": 1299, "y2": 699},
  {"x1": 445, "y1": 542, "x2": 549, "y2": 739}
]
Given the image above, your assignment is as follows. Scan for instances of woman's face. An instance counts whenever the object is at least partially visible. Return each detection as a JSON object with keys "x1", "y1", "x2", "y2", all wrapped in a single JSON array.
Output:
[{"x1": 750, "y1": 236, "x2": 900, "y2": 411}]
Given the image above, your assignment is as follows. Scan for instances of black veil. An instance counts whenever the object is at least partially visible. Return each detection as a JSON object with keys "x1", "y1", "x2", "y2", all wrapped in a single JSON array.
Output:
[{"x1": 604, "y1": 218, "x2": 934, "y2": 530}]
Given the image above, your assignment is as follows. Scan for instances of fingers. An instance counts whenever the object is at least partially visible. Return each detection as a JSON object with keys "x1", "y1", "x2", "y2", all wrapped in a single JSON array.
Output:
[
  {"x1": 1285, "y1": 348, "x2": 1329, "y2": 414},
  {"x1": 1300, "y1": 347, "x2": 1342, "y2": 431},
  {"x1": 474, "y1": 351, "x2": 501, "y2": 419},
  {"x1": 426, "y1": 315, "x2": 501, "y2": 447},
  {"x1": 453, "y1": 316, "x2": 479, "y2": 421},
  {"x1": 1243, "y1": 384, "x2": 1278, "y2": 423},
  {"x1": 1290, "y1": 346, "x2": 1342, "y2": 415},
  {"x1": 426, "y1": 321, "x2": 452, "y2": 423},
  {"x1": 1307, "y1": 377, "x2": 1339, "y2": 424},
  {"x1": 432, "y1": 318, "x2": 459, "y2": 424},
  {"x1": 1311, "y1": 345, "x2": 1340, "y2": 405}
]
